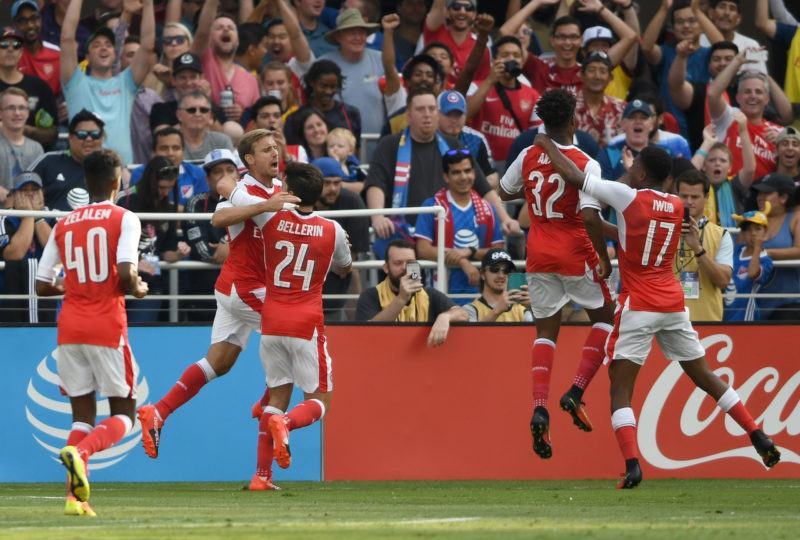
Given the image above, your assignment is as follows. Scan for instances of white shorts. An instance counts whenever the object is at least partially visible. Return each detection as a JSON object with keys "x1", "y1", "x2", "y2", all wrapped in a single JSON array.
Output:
[
  {"x1": 56, "y1": 338, "x2": 139, "y2": 398},
  {"x1": 527, "y1": 266, "x2": 610, "y2": 319},
  {"x1": 210, "y1": 284, "x2": 264, "y2": 349},
  {"x1": 606, "y1": 301, "x2": 706, "y2": 365},
  {"x1": 259, "y1": 328, "x2": 333, "y2": 394}
]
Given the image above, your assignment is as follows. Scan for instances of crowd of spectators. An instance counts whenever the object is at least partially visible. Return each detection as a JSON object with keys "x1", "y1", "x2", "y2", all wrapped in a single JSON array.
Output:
[{"x1": 1, "y1": 0, "x2": 800, "y2": 324}]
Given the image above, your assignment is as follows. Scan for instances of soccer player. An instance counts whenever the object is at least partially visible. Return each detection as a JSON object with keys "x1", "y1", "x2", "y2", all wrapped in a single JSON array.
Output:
[
  {"x1": 35, "y1": 149, "x2": 148, "y2": 516},
  {"x1": 136, "y1": 131, "x2": 299, "y2": 462},
  {"x1": 499, "y1": 89, "x2": 615, "y2": 460},
  {"x1": 534, "y1": 134, "x2": 781, "y2": 489},
  {"x1": 219, "y1": 162, "x2": 352, "y2": 490}
]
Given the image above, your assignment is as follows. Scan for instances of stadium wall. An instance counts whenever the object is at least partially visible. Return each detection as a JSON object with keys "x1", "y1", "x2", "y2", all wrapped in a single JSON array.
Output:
[{"x1": 2, "y1": 325, "x2": 798, "y2": 483}]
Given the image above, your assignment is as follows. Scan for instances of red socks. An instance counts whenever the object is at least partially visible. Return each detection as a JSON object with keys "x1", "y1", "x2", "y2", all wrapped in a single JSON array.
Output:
[
  {"x1": 66, "y1": 422, "x2": 92, "y2": 447},
  {"x1": 76, "y1": 415, "x2": 130, "y2": 460},
  {"x1": 611, "y1": 407, "x2": 638, "y2": 460},
  {"x1": 531, "y1": 339, "x2": 555, "y2": 409},
  {"x1": 256, "y1": 408, "x2": 279, "y2": 478},
  {"x1": 717, "y1": 387, "x2": 757, "y2": 433},
  {"x1": 285, "y1": 400, "x2": 324, "y2": 431},
  {"x1": 573, "y1": 324, "x2": 611, "y2": 391},
  {"x1": 156, "y1": 360, "x2": 214, "y2": 420}
]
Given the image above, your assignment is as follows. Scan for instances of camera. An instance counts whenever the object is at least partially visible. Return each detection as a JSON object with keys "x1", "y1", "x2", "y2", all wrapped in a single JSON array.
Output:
[{"x1": 503, "y1": 60, "x2": 522, "y2": 78}]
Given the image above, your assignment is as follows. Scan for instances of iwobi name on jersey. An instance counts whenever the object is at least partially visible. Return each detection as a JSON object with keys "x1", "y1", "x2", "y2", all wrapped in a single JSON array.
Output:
[{"x1": 275, "y1": 219, "x2": 324, "y2": 237}]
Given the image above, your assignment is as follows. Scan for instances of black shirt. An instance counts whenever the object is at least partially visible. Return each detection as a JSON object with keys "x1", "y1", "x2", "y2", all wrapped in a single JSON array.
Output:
[{"x1": 355, "y1": 285, "x2": 457, "y2": 322}]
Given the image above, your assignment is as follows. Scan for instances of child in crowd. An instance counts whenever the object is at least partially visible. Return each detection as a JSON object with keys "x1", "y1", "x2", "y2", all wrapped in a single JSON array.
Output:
[
  {"x1": 326, "y1": 127, "x2": 365, "y2": 193},
  {"x1": 724, "y1": 203, "x2": 774, "y2": 321}
]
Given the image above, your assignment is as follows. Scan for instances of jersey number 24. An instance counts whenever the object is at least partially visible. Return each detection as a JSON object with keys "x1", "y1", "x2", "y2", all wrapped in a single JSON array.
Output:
[{"x1": 274, "y1": 240, "x2": 315, "y2": 291}]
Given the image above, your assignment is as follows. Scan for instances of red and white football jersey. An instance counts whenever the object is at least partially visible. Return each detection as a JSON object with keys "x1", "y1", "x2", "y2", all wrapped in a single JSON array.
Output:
[
  {"x1": 468, "y1": 83, "x2": 540, "y2": 161},
  {"x1": 258, "y1": 210, "x2": 351, "y2": 340},
  {"x1": 582, "y1": 175, "x2": 686, "y2": 312},
  {"x1": 36, "y1": 202, "x2": 140, "y2": 347},
  {"x1": 214, "y1": 173, "x2": 282, "y2": 311},
  {"x1": 715, "y1": 104, "x2": 778, "y2": 179},
  {"x1": 501, "y1": 143, "x2": 601, "y2": 275}
]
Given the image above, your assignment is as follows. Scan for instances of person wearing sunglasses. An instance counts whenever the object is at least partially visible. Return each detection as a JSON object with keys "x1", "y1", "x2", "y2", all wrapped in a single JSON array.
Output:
[
  {"x1": 414, "y1": 149, "x2": 504, "y2": 305},
  {"x1": 463, "y1": 248, "x2": 532, "y2": 322},
  {"x1": 30, "y1": 109, "x2": 103, "y2": 212},
  {"x1": 176, "y1": 89, "x2": 235, "y2": 161},
  {"x1": 0, "y1": 87, "x2": 43, "y2": 203},
  {"x1": 422, "y1": 0, "x2": 490, "y2": 85},
  {"x1": 61, "y1": 0, "x2": 157, "y2": 166}
]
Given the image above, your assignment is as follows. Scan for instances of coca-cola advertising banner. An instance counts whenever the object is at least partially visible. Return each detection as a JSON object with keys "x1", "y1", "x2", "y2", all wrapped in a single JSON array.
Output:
[{"x1": 323, "y1": 325, "x2": 799, "y2": 481}]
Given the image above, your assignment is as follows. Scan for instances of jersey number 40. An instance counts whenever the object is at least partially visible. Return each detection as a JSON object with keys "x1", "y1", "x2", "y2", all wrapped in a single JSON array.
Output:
[{"x1": 65, "y1": 228, "x2": 109, "y2": 284}]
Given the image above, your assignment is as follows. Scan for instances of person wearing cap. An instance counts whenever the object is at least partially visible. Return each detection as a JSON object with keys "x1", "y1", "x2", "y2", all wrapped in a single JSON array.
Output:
[
  {"x1": 672, "y1": 169, "x2": 734, "y2": 321},
  {"x1": 312, "y1": 156, "x2": 369, "y2": 321},
  {"x1": 188, "y1": 0, "x2": 260, "y2": 119},
  {"x1": 422, "y1": 0, "x2": 490, "y2": 85},
  {"x1": 437, "y1": 89, "x2": 498, "y2": 188},
  {"x1": 292, "y1": 0, "x2": 341, "y2": 58},
  {"x1": 774, "y1": 126, "x2": 800, "y2": 184},
  {"x1": 597, "y1": 98, "x2": 656, "y2": 180},
  {"x1": 750, "y1": 172, "x2": 800, "y2": 320},
  {"x1": 61, "y1": 0, "x2": 156, "y2": 166},
  {"x1": 180, "y1": 149, "x2": 237, "y2": 322},
  {"x1": 320, "y1": 9, "x2": 385, "y2": 137},
  {"x1": 465, "y1": 36, "x2": 541, "y2": 166},
  {"x1": 0, "y1": 171, "x2": 54, "y2": 323},
  {"x1": 414, "y1": 148, "x2": 504, "y2": 304},
  {"x1": 724, "y1": 202, "x2": 774, "y2": 321},
  {"x1": 128, "y1": 126, "x2": 208, "y2": 210},
  {"x1": 149, "y1": 52, "x2": 225, "y2": 135},
  {"x1": 0, "y1": 25, "x2": 58, "y2": 148},
  {"x1": 464, "y1": 248, "x2": 532, "y2": 322},
  {"x1": 574, "y1": 50, "x2": 625, "y2": 148},
  {"x1": 756, "y1": 0, "x2": 800, "y2": 103},
  {"x1": 579, "y1": 10, "x2": 641, "y2": 101},
  {"x1": 0, "y1": 87, "x2": 43, "y2": 203},
  {"x1": 641, "y1": 0, "x2": 725, "y2": 138},
  {"x1": 30, "y1": 109, "x2": 103, "y2": 212},
  {"x1": 708, "y1": 47, "x2": 790, "y2": 180},
  {"x1": 11, "y1": 0, "x2": 63, "y2": 98}
]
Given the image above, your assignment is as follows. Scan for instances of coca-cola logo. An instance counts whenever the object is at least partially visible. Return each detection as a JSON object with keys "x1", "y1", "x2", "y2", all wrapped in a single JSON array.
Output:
[{"x1": 639, "y1": 334, "x2": 799, "y2": 469}]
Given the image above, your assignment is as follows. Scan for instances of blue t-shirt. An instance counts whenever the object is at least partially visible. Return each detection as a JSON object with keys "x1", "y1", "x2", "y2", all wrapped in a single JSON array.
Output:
[
  {"x1": 63, "y1": 66, "x2": 139, "y2": 165},
  {"x1": 656, "y1": 44, "x2": 711, "y2": 138},
  {"x1": 302, "y1": 7, "x2": 339, "y2": 58},
  {"x1": 724, "y1": 243, "x2": 774, "y2": 321},
  {"x1": 414, "y1": 192, "x2": 503, "y2": 304},
  {"x1": 129, "y1": 161, "x2": 209, "y2": 207}
]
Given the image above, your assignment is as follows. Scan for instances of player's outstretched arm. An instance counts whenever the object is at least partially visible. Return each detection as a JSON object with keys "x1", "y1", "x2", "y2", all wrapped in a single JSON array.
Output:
[
  {"x1": 533, "y1": 133, "x2": 586, "y2": 189},
  {"x1": 118, "y1": 262, "x2": 149, "y2": 298}
]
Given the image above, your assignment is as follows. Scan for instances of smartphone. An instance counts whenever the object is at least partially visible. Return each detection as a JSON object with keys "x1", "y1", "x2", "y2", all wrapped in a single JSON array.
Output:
[
  {"x1": 683, "y1": 206, "x2": 691, "y2": 224},
  {"x1": 507, "y1": 273, "x2": 527, "y2": 291},
  {"x1": 406, "y1": 262, "x2": 421, "y2": 281},
  {"x1": 267, "y1": 89, "x2": 282, "y2": 99},
  {"x1": 745, "y1": 49, "x2": 768, "y2": 63}
]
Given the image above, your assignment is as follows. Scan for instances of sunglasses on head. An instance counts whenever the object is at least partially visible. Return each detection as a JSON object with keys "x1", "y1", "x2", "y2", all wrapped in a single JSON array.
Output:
[
  {"x1": 0, "y1": 40, "x2": 23, "y2": 50},
  {"x1": 445, "y1": 148, "x2": 471, "y2": 157},
  {"x1": 162, "y1": 35, "x2": 188, "y2": 46},
  {"x1": 73, "y1": 130, "x2": 102, "y2": 140},
  {"x1": 157, "y1": 165, "x2": 180, "y2": 179},
  {"x1": 450, "y1": 3, "x2": 475, "y2": 11},
  {"x1": 183, "y1": 106, "x2": 211, "y2": 114},
  {"x1": 486, "y1": 265, "x2": 511, "y2": 274}
]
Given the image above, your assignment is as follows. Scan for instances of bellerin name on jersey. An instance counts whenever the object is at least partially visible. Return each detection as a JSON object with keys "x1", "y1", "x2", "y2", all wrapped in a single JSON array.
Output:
[
  {"x1": 62, "y1": 206, "x2": 113, "y2": 225},
  {"x1": 275, "y1": 219, "x2": 324, "y2": 237}
]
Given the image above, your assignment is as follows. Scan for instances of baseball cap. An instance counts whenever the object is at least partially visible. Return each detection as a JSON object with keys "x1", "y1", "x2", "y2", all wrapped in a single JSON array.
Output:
[
  {"x1": 438, "y1": 90, "x2": 466, "y2": 115},
  {"x1": 68, "y1": 109, "x2": 105, "y2": 132},
  {"x1": 11, "y1": 171, "x2": 42, "y2": 191},
  {"x1": 172, "y1": 52, "x2": 202, "y2": 75},
  {"x1": 0, "y1": 26, "x2": 24, "y2": 42},
  {"x1": 582, "y1": 26, "x2": 614, "y2": 47},
  {"x1": 312, "y1": 157, "x2": 345, "y2": 178},
  {"x1": 733, "y1": 202, "x2": 770, "y2": 229},
  {"x1": 623, "y1": 99, "x2": 653, "y2": 119},
  {"x1": 87, "y1": 26, "x2": 115, "y2": 46},
  {"x1": 776, "y1": 126, "x2": 800, "y2": 147},
  {"x1": 447, "y1": 0, "x2": 476, "y2": 8},
  {"x1": 11, "y1": 0, "x2": 38, "y2": 19},
  {"x1": 751, "y1": 172, "x2": 796, "y2": 196},
  {"x1": 582, "y1": 50, "x2": 612, "y2": 71},
  {"x1": 202, "y1": 148, "x2": 238, "y2": 172},
  {"x1": 481, "y1": 248, "x2": 515, "y2": 271}
]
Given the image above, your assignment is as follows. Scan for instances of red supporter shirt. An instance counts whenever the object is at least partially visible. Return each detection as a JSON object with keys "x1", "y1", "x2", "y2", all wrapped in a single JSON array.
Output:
[
  {"x1": 574, "y1": 92, "x2": 625, "y2": 147},
  {"x1": 714, "y1": 104, "x2": 779, "y2": 179},
  {"x1": 500, "y1": 143, "x2": 601, "y2": 276},
  {"x1": 214, "y1": 174, "x2": 282, "y2": 312},
  {"x1": 469, "y1": 82, "x2": 540, "y2": 161},
  {"x1": 422, "y1": 22, "x2": 490, "y2": 85},
  {"x1": 582, "y1": 175, "x2": 686, "y2": 312},
  {"x1": 36, "y1": 202, "x2": 141, "y2": 347},
  {"x1": 18, "y1": 41, "x2": 61, "y2": 97},
  {"x1": 523, "y1": 55, "x2": 581, "y2": 95}
]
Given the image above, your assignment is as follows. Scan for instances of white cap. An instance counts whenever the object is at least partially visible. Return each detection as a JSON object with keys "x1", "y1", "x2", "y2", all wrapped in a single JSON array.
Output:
[
  {"x1": 202, "y1": 148, "x2": 239, "y2": 172},
  {"x1": 582, "y1": 26, "x2": 614, "y2": 46}
]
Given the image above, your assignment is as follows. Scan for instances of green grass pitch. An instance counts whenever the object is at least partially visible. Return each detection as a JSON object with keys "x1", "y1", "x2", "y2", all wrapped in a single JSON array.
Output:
[{"x1": 1, "y1": 480, "x2": 798, "y2": 539}]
